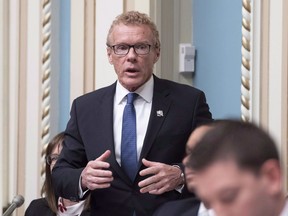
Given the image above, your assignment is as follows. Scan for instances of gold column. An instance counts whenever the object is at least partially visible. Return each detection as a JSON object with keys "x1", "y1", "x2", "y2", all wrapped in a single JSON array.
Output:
[
  {"x1": 40, "y1": 0, "x2": 51, "y2": 186},
  {"x1": 241, "y1": 0, "x2": 252, "y2": 122}
]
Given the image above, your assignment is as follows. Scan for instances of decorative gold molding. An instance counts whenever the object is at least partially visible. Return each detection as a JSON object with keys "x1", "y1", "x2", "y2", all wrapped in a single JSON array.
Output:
[
  {"x1": 241, "y1": 0, "x2": 252, "y2": 122},
  {"x1": 40, "y1": 0, "x2": 51, "y2": 185}
]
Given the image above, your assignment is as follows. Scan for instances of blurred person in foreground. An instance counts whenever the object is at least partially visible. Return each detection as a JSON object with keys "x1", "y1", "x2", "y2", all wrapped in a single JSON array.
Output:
[
  {"x1": 25, "y1": 132, "x2": 90, "y2": 216},
  {"x1": 187, "y1": 120, "x2": 288, "y2": 216},
  {"x1": 52, "y1": 10, "x2": 212, "y2": 216},
  {"x1": 154, "y1": 124, "x2": 215, "y2": 216}
]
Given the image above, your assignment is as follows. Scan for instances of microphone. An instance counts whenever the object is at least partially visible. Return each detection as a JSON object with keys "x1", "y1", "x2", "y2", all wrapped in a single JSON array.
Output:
[{"x1": 3, "y1": 195, "x2": 25, "y2": 216}]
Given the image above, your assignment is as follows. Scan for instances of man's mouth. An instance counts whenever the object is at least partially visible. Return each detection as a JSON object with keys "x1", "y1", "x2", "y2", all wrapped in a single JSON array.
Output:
[{"x1": 126, "y1": 68, "x2": 138, "y2": 73}]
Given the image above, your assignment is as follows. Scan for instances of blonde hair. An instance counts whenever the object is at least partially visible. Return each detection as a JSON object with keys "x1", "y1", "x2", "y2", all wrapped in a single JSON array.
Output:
[{"x1": 106, "y1": 11, "x2": 160, "y2": 49}]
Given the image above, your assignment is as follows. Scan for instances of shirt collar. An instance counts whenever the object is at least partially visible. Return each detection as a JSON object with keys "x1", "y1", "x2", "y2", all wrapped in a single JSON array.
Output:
[
  {"x1": 115, "y1": 75, "x2": 154, "y2": 104},
  {"x1": 198, "y1": 202, "x2": 208, "y2": 214},
  {"x1": 280, "y1": 199, "x2": 288, "y2": 216},
  {"x1": 198, "y1": 202, "x2": 215, "y2": 216}
]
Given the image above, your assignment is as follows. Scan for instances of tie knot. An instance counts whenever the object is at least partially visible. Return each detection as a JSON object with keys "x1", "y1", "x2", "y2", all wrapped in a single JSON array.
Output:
[{"x1": 126, "y1": 93, "x2": 138, "y2": 104}]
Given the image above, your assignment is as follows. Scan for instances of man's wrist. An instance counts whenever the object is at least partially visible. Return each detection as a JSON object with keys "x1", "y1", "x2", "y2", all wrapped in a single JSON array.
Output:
[{"x1": 172, "y1": 165, "x2": 185, "y2": 189}]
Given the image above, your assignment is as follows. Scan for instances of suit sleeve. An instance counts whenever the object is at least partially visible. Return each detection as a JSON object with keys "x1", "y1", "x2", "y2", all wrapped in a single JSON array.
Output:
[
  {"x1": 52, "y1": 100, "x2": 88, "y2": 202},
  {"x1": 193, "y1": 91, "x2": 213, "y2": 127},
  {"x1": 176, "y1": 90, "x2": 212, "y2": 197}
]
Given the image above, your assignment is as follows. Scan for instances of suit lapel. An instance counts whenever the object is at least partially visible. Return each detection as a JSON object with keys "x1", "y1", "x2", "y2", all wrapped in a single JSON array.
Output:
[
  {"x1": 91, "y1": 83, "x2": 132, "y2": 185},
  {"x1": 138, "y1": 76, "x2": 172, "y2": 164},
  {"x1": 93, "y1": 86, "x2": 115, "y2": 159}
]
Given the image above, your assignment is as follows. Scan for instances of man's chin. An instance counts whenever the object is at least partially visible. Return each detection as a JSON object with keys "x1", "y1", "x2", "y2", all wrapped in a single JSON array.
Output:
[{"x1": 122, "y1": 80, "x2": 146, "y2": 91}]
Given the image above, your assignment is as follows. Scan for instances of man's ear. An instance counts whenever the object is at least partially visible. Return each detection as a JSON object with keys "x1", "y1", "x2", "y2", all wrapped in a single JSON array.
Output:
[
  {"x1": 260, "y1": 159, "x2": 283, "y2": 196},
  {"x1": 153, "y1": 48, "x2": 160, "y2": 63},
  {"x1": 107, "y1": 47, "x2": 113, "y2": 65}
]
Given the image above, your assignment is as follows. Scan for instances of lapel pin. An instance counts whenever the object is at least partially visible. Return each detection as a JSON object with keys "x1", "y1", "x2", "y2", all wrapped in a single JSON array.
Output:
[{"x1": 156, "y1": 110, "x2": 164, "y2": 117}]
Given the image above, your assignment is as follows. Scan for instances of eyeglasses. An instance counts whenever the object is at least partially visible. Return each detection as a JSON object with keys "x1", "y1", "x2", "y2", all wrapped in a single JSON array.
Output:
[
  {"x1": 46, "y1": 154, "x2": 59, "y2": 165},
  {"x1": 108, "y1": 43, "x2": 152, "y2": 56}
]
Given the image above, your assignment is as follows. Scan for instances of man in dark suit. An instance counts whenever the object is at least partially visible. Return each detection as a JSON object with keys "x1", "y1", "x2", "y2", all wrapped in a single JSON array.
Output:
[{"x1": 52, "y1": 11, "x2": 212, "y2": 216}]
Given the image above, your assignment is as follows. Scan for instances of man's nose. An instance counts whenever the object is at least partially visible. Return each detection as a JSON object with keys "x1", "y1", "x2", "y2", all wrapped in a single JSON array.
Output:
[
  {"x1": 126, "y1": 46, "x2": 137, "y2": 56},
  {"x1": 126, "y1": 47, "x2": 137, "y2": 62}
]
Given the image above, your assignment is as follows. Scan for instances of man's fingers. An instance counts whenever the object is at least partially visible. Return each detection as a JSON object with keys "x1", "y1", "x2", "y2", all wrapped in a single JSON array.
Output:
[
  {"x1": 138, "y1": 160, "x2": 182, "y2": 194},
  {"x1": 88, "y1": 150, "x2": 111, "y2": 169},
  {"x1": 139, "y1": 166, "x2": 157, "y2": 176},
  {"x1": 81, "y1": 150, "x2": 113, "y2": 190},
  {"x1": 85, "y1": 176, "x2": 114, "y2": 190},
  {"x1": 82, "y1": 166, "x2": 114, "y2": 190},
  {"x1": 86, "y1": 168, "x2": 113, "y2": 177},
  {"x1": 139, "y1": 158, "x2": 161, "y2": 176},
  {"x1": 142, "y1": 158, "x2": 158, "y2": 167},
  {"x1": 88, "y1": 160, "x2": 110, "y2": 169},
  {"x1": 139, "y1": 181, "x2": 163, "y2": 193},
  {"x1": 96, "y1": 150, "x2": 111, "y2": 162},
  {"x1": 90, "y1": 183, "x2": 112, "y2": 189},
  {"x1": 148, "y1": 188, "x2": 166, "y2": 195},
  {"x1": 87, "y1": 176, "x2": 114, "y2": 185},
  {"x1": 138, "y1": 175, "x2": 158, "y2": 188}
]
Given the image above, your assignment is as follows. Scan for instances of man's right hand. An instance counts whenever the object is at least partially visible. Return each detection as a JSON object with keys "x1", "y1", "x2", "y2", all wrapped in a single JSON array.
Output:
[{"x1": 81, "y1": 150, "x2": 113, "y2": 190}]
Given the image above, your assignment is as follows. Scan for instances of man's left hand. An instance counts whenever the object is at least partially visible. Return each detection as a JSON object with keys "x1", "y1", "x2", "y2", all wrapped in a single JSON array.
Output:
[{"x1": 138, "y1": 158, "x2": 183, "y2": 195}]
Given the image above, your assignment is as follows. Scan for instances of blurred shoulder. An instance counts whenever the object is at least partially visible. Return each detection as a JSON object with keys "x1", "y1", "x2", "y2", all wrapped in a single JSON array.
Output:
[
  {"x1": 25, "y1": 198, "x2": 54, "y2": 216},
  {"x1": 153, "y1": 197, "x2": 201, "y2": 216}
]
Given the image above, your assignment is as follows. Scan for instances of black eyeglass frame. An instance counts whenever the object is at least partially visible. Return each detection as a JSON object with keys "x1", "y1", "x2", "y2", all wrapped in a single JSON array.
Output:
[
  {"x1": 107, "y1": 43, "x2": 153, "y2": 56},
  {"x1": 45, "y1": 154, "x2": 59, "y2": 166}
]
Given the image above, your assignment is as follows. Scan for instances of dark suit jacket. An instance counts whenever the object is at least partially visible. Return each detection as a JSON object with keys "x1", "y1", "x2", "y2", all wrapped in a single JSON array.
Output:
[
  {"x1": 153, "y1": 197, "x2": 201, "y2": 216},
  {"x1": 24, "y1": 198, "x2": 90, "y2": 216},
  {"x1": 52, "y1": 76, "x2": 212, "y2": 216}
]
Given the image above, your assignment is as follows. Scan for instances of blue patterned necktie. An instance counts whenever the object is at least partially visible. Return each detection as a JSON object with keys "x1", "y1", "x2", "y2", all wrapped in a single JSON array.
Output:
[{"x1": 121, "y1": 93, "x2": 138, "y2": 180}]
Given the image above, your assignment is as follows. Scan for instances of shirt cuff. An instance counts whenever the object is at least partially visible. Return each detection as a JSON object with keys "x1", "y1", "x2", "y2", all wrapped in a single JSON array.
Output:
[
  {"x1": 78, "y1": 176, "x2": 89, "y2": 199},
  {"x1": 172, "y1": 165, "x2": 185, "y2": 193}
]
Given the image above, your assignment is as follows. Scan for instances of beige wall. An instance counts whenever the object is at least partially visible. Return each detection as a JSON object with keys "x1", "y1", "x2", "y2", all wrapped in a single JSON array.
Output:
[{"x1": 250, "y1": 0, "x2": 288, "y2": 190}]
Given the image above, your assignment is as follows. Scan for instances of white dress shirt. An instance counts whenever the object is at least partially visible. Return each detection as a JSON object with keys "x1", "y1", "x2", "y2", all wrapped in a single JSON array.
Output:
[
  {"x1": 279, "y1": 199, "x2": 288, "y2": 216},
  {"x1": 113, "y1": 76, "x2": 153, "y2": 165},
  {"x1": 197, "y1": 202, "x2": 215, "y2": 216}
]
